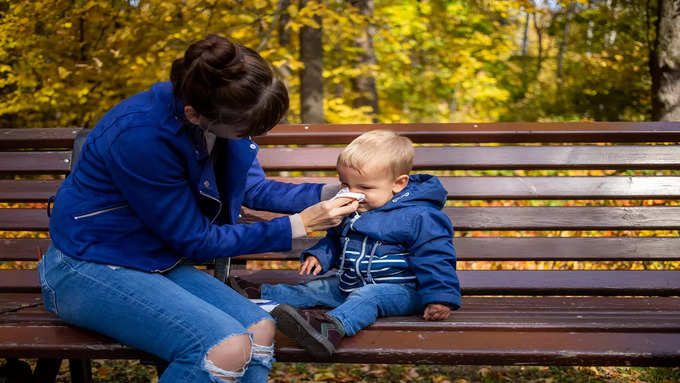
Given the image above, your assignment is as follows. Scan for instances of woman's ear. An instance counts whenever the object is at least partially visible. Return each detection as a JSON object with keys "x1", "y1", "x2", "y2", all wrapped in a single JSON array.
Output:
[
  {"x1": 392, "y1": 174, "x2": 409, "y2": 194},
  {"x1": 184, "y1": 105, "x2": 201, "y2": 125}
]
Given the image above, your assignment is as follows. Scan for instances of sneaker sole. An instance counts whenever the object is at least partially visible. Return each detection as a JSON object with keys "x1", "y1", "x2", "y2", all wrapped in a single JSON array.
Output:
[{"x1": 271, "y1": 304, "x2": 335, "y2": 361}]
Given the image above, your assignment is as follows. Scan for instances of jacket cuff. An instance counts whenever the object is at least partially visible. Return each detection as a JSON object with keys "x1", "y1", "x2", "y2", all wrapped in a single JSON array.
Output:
[
  {"x1": 320, "y1": 183, "x2": 341, "y2": 200},
  {"x1": 289, "y1": 214, "x2": 307, "y2": 238}
]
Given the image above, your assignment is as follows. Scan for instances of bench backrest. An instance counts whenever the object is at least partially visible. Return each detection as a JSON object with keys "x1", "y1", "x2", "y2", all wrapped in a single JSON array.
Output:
[{"x1": 1, "y1": 123, "x2": 679, "y2": 297}]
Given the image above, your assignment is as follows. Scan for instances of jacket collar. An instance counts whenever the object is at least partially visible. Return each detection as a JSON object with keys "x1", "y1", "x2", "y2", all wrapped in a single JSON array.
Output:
[{"x1": 152, "y1": 82, "x2": 186, "y2": 134}]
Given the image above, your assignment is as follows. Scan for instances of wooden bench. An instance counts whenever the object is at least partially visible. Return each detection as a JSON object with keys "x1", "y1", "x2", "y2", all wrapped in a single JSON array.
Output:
[{"x1": 2, "y1": 123, "x2": 680, "y2": 382}]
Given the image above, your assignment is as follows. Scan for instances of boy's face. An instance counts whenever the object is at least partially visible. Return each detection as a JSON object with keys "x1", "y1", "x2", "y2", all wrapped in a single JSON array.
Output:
[{"x1": 337, "y1": 165, "x2": 408, "y2": 213}]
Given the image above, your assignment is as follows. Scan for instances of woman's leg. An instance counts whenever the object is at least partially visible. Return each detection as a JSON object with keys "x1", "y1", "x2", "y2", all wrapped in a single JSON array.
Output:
[
  {"x1": 260, "y1": 275, "x2": 347, "y2": 308},
  {"x1": 38, "y1": 246, "x2": 253, "y2": 382},
  {"x1": 326, "y1": 283, "x2": 421, "y2": 336},
  {"x1": 164, "y1": 265, "x2": 277, "y2": 383}
]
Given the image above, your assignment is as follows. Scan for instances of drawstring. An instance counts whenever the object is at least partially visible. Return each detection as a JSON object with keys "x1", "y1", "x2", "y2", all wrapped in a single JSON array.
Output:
[
  {"x1": 366, "y1": 241, "x2": 381, "y2": 284},
  {"x1": 337, "y1": 237, "x2": 350, "y2": 277}
]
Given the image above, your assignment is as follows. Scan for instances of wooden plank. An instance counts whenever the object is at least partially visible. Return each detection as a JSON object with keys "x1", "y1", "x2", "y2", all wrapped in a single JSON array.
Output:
[
  {"x1": 5, "y1": 177, "x2": 680, "y2": 203},
  {"x1": 0, "y1": 209, "x2": 49, "y2": 231},
  {"x1": 0, "y1": 152, "x2": 72, "y2": 174},
  {"x1": 5, "y1": 296, "x2": 678, "y2": 331},
  {"x1": 1, "y1": 296, "x2": 679, "y2": 365},
  {"x1": 4, "y1": 123, "x2": 680, "y2": 150},
  {"x1": 3, "y1": 269, "x2": 678, "y2": 295},
  {"x1": 257, "y1": 145, "x2": 680, "y2": 171},
  {"x1": 0, "y1": 128, "x2": 80, "y2": 150},
  {"x1": 0, "y1": 238, "x2": 51, "y2": 261},
  {"x1": 4, "y1": 206, "x2": 680, "y2": 232},
  {"x1": 0, "y1": 180, "x2": 62, "y2": 202},
  {"x1": 282, "y1": 330, "x2": 680, "y2": 365},
  {"x1": 0, "y1": 319, "x2": 677, "y2": 365},
  {"x1": 4, "y1": 237, "x2": 678, "y2": 262},
  {"x1": 0, "y1": 294, "x2": 42, "y2": 315},
  {"x1": 255, "y1": 122, "x2": 680, "y2": 144},
  {"x1": 240, "y1": 236, "x2": 680, "y2": 262},
  {"x1": 228, "y1": 269, "x2": 680, "y2": 296},
  {"x1": 269, "y1": 176, "x2": 680, "y2": 200},
  {"x1": 242, "y1": 206, "x2": 680, "y2": 231}
]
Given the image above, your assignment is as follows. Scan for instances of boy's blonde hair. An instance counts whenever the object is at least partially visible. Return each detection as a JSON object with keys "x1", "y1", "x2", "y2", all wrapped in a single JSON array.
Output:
[{"x1": 337, "y1": 130, "x2": 414, "y2": 178}]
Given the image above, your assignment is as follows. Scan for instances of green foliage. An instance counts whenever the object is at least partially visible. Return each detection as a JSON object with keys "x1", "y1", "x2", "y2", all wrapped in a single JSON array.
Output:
[{"x1": 0, "y1": 0, "x2": 660, "y2": 128}]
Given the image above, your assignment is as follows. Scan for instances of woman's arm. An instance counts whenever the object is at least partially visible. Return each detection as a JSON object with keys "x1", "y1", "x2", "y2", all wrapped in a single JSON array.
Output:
[{"x1": 243, "y1": 157, "x2": 330, "y2": 213}]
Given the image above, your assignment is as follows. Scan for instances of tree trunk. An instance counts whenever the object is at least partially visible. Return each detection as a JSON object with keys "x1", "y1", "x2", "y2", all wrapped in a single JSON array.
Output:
[
  {"x1": 533, "y1": 12, "x2": 543, "y2": 74},
  {"x1": 299, "y1": 0, "x2": 325, "y2": 123},
  {"x1": 651, "y1": 0, "x2": 680, "y2": 120},
  {"x1": 277, "y1": 0, "x2": 292, "y2": 123},
  {"x1": 350, "y1": 0, "x2": 379, "y2": 120},
  {"x1": 521, "y1": 11, "x2": 530, "y2": 56},
  {"x1": 556, "y1": 5, "x2": 573, "y2": 81}
]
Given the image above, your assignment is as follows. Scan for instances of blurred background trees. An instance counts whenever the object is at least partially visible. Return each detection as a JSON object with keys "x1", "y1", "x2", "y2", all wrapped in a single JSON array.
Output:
[{"x1": 0, "y1": 0, "x2": 676, "y2": 128}]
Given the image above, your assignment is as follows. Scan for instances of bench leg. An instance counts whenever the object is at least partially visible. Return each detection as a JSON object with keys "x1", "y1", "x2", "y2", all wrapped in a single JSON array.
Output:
[
  {"x1": 33, "y1": 358, "x2": 62, "y2": 383},
  {"x1": 1, "y1": 358, "x2": 35, "y2": 382},
  {"x1": 68, "y1": 359, "x2": 91, "y2": 383}
]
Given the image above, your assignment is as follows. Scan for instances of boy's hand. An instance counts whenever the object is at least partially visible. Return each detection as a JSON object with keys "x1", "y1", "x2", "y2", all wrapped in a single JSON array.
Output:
[
  {"x1": 423, "y1": 303, "x2": 450, "y2": 321},
  {"x1": 299, "y1": 256, "x2": 322, "y2": 275}
]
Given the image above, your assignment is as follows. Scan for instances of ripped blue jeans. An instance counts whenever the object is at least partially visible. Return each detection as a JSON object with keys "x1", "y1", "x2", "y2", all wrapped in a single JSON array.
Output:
[{"x1": 38, "y1": 245, "x2": 273, "y2": 383}]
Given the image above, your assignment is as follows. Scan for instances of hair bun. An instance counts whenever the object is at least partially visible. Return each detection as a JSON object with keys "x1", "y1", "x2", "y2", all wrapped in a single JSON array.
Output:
[{"x1": 189, "y1": 35, "x2": 246, "y2": 85}]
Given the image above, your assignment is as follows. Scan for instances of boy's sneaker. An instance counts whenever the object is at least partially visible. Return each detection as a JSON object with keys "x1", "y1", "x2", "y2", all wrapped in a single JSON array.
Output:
[
  {"x1": 271, "y1": 304, "x2": 345, "y2": 361},
  {"x1": 227, "y1": 276, "x2": 261, "y2": 299}
]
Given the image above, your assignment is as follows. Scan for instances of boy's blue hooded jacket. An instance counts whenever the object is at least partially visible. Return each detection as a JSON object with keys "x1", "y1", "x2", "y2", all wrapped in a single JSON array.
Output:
[
  {"x1": 49, "y1": 82, "x2": 323, "y2": 272},
  {"x1": 302, "y1": 174, "x2": 461, "y2": 309}
]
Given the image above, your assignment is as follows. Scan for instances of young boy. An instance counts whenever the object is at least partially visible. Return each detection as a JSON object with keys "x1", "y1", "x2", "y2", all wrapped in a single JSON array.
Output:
[{"x1": 230, "y1": 130, "x2": 460, "y2": 360}]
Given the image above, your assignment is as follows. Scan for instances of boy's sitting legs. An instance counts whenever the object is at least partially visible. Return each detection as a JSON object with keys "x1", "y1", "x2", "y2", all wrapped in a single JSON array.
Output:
[
  {"x1": 261, "y1": 275, "x2": 347, "y2": 308},
  {"x1": 325, "y1": 282, "x2": 421, "y2": 336},
  {"x1": 275, "y1": 282, "x2": 421, "y2": 360}
]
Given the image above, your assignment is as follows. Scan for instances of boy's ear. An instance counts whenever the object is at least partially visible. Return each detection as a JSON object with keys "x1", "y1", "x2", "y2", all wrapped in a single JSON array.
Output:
[
  {"x1": 184, "y1": 105, "x2": 201, "y2": 125},
  {"x1": 392, "y1": 174, "x2": 409, "y2": 194}
]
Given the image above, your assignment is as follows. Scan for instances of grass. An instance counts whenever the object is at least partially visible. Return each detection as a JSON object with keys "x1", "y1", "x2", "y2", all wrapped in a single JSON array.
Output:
[{"x1": 31, "y1": 360, "x2": 680, "y2": 382}]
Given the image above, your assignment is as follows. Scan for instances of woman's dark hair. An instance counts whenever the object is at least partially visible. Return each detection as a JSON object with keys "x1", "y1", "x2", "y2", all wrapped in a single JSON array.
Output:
[{"x1": 170, "y1": 34, "x2": 289, "y2": 137}]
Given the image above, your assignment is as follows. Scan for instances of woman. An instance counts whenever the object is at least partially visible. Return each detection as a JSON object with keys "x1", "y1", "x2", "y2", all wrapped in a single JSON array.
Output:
[{"x1": 39, "y1": 34, "x2": 357, "y2": 382}]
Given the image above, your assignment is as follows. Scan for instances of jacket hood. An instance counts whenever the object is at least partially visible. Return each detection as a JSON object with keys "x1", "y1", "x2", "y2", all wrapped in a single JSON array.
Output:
[{"x1": 379, "y1": 174, "x2": 447, "y2": 212}]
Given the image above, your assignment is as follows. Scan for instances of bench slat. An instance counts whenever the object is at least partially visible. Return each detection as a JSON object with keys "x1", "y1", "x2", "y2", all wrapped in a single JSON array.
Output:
[
  {"x1": 269, "y1": 176, "x2": 680, "y2": 200},
  {"x1": 6, "y1": 297, "x2": 677, "y2": 331},
  {"x1": 5, "y1": 177, "x2": 680, "y2": 203},
  {"x1": 4, "y1": 123, "x2": 680, "y2": 150},
  {"x1": 0, "y1": 324, "x2": 673, "y2": 365},
  {"x1": 4, "y1": 237, "x2": 679, "y2": 262},
  {"x1": 0, "y1": 128, "x2": 80, "y2": 150},
  {"x1": 258, "y1": 146, "x2": 680, "y2": 170},
  {"x1": 0, "y1": 152, "x2": 71, "y2": 174},
  {"x1": 0, "y1": 238, "x2": 51, "y2": 261},
  {"x1": 242, "y1": 206, "x2": 680, "y2": 231},
  {"x1": 3, "y1": 269, "x2": 678, "y2": 295},
  {"x1": 6, "y1": 206, "x2": 679, "y2": 232},
  {"x1": 0, "y1": 180, "x2": 62, "y2": 202},
  {"x1": 255, "y1": 122, "x2": 680, "y2": 144}
]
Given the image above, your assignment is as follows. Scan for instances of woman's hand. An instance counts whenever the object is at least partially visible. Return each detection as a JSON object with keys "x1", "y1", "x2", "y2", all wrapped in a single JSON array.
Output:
[
  {"x1": 299, "y1": 197, "x2": 359, "y2": 233},
  {"x1": 423, "y1": 303, "x2": 451, "y2": 321},
  {"x1": 299, "y1": 256, "x2": 322, "y2": 275}
]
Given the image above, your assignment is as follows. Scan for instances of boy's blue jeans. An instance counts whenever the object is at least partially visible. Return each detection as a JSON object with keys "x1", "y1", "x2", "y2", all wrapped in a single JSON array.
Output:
[
  {"x1": 38, "y1": 245, "x2": 273, "y2": 383},
  {"x1": 261, "y1": 276, "x2": 422, "y2": 336}
]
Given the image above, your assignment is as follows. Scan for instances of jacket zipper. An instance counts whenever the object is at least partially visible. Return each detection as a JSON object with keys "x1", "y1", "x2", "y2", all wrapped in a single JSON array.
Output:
[{"x1": 73, "y1": 204, "x2": 128, "y2": 220}]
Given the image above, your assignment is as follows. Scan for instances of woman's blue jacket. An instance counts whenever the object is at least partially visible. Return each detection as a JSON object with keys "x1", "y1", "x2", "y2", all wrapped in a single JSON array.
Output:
[
  {"x1": 301, "y1": 174, "x2": 461, "y2": 309},
  {"x1": 49, "y1": 82, "x2": 323, "y2": 272}
]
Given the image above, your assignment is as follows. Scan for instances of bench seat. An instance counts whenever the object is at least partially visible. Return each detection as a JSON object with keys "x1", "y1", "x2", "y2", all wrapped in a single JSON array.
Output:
[{"x1": 2, "y1": 123, "x2": 679, "y2": 382}]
